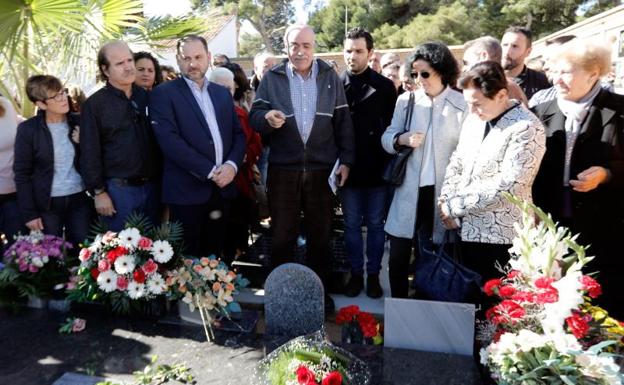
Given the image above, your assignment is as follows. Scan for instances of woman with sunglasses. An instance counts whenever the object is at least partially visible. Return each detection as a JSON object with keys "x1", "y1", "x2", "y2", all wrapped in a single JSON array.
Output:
[
  {"x1": 439, "y1": 61, "x2": 545, "y2": 292},
  {"x1": 13, "y1": 75, "x2": 93, "y2": 247},
  {"x1": 381, "y1": 42, "x2": 467, "y2": 298}
]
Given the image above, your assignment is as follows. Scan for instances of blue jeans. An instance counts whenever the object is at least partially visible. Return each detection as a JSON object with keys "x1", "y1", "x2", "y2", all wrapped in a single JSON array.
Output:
[
  {"x1": 103, "y1": 179, "x2": 159, "y2": 231},
  {"x1": 257, "y1": 147, "x2": 270, "y2": 186},
  {"x1": 341, "y1": 186, "x2": 388, "y2": 274}
]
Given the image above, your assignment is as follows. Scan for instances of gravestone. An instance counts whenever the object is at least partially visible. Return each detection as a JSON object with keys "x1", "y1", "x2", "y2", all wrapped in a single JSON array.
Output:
[{"x1": 264, "y1": 263, "x2": 324, "y2": 338}]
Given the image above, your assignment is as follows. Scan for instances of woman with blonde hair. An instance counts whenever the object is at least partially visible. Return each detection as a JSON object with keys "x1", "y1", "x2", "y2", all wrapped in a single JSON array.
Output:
[{"x1": 532, "y1": 40, "x2": 624, "y2": 318}]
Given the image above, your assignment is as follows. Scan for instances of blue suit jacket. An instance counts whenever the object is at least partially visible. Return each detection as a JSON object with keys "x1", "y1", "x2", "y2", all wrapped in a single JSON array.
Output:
[{"x1": 150, "y1": 77, "x2": 246, "y2": 205}]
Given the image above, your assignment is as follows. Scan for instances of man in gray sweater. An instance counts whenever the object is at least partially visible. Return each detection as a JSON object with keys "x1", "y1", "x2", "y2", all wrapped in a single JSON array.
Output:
[{"x1": 249, "y1": 25, "x2": 355, "y2": 314}]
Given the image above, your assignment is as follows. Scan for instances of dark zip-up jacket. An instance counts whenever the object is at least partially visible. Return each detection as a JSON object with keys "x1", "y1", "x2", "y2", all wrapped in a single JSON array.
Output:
[
  {"x1": 13, "y1": 111, "x2": 81, "y2": 223},
  {"x1": 249, "y1": 59, "x2": 355, "y2": 170}
]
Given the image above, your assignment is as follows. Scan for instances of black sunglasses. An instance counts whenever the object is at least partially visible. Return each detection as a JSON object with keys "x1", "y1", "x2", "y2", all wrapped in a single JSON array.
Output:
[{"x1": 410, "y1": 71, "x2": 431, "y2": 79}]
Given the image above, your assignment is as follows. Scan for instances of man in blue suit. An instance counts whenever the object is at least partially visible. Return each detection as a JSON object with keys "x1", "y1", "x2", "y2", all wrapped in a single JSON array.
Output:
[{"x1": 150, "y1": 35, "x2": 245, "y2": 258}]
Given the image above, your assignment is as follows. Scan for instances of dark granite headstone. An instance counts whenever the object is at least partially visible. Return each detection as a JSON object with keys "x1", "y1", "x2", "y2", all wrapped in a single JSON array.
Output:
[{"x1": 264, "y1": 263, "x2": 324, "y2": 338}]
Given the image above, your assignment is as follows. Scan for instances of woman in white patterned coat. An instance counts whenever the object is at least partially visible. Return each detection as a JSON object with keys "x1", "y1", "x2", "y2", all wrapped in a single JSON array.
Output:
[
  {"x1": 439, "y1": 61, "x2": 545, "y2": 284},
  {"x1": 381, "y1": 42, "x2": 467, "y2": 298}
]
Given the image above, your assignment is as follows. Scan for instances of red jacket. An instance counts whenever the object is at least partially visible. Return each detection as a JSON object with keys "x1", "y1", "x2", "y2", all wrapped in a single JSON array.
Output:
[{"x1": 234, "y1": 105, "x2": 262, "y2": 199}]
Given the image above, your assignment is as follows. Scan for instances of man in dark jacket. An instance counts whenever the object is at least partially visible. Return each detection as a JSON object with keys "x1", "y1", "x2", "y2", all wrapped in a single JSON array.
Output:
[
  {"x1": 340, "y1": 27, "x2": 396, "y2": 298},
  {"x1": 249, "y1": 25, "x2": 355, "y2": 313},
  {"x1": 501, "y1": 26, "x2": 550, "y2": 100}
]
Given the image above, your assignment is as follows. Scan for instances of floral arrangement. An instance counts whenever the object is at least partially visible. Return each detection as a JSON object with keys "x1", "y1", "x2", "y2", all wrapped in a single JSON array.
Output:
[
  {"x1": 67, "y1": 215, "x2": 183, "y2": 314},
  {"x1": 166, "y1": 256, "x2": 248, "y2": 341},
  {"x1": 0, "y1": 231, "x2": 72, "y2": 299},
  {"x1": 335, "y1": 305, "x2": 383, "y2": 345},
  {"x1": 479, "y1": 195, "x2": 624, "y2": 385},
  {"x1": 254, "y1": 330, "x2": 371, "y2": 385}
]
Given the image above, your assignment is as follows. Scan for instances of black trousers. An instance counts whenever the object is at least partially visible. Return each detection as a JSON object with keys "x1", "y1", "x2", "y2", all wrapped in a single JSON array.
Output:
[
  {"x1": 169, "y1": 191, "x2": 230, "y2": 259},
  {"x1": 388, "y1": 185, "x2": 434, "y2": 298},
  {"x1": 267, "y1": 168, "x2": 333, "y2": 286},
  {"x1": 43, "y1": 192, "x2": 94, "y2": 251}
]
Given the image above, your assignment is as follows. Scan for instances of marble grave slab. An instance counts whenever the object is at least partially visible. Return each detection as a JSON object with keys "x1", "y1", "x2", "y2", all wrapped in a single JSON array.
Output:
[{"x1": 384, "y1": 298, "x2": 475, "y2": 356}]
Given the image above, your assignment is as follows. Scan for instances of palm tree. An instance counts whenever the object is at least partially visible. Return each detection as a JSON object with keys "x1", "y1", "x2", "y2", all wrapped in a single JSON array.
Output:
[{"x1": 0, "y1": 0, "x2": 206, "y2": 117}]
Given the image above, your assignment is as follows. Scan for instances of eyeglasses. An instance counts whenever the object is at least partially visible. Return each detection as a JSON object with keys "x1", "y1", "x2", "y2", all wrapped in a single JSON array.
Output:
[
  {"x1": 45, "y1": 88, "x2": 68, "y2": 102},
  {"x1": 410, "y1": 71, "x2": 431, "y2": 79}
]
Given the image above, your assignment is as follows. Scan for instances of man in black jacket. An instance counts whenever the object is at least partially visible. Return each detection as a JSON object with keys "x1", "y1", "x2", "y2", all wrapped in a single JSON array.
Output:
[
  {"x1": 80, "y1": 41, "x2": 161, "y2": 231},
  {"x1": 501, "y1": 26, "x2": 550, "y2": 100},
  {"x1": 340, "y1": 28, "x2": 397, "y2": 298}
]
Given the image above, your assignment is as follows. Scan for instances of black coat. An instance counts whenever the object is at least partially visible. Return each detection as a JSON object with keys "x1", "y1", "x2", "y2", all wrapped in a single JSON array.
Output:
[
  {"x1": 13, "y1": 112, "x2": 81, "y2": 223},
  {"x1": 531, "y1": 89, "x2": 624, "y2": 252},
  {"x1": 340, "y1": 68, "x2": 397, "y2": 187}
]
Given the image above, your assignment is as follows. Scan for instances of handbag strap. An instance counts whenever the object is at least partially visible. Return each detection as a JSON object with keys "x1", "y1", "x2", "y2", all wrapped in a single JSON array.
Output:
[{"x1": 403, "y1": 91, "x2": 415, "y2": 133}]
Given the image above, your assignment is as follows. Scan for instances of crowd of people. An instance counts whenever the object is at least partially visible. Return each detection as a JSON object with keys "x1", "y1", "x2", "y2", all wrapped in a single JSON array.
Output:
[{"x1": 0, "y1": 23, "x2": 622, "y2": 318}]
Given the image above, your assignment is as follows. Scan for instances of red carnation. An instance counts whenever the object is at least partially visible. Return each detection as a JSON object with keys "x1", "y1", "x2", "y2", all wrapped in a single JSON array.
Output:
[
  {"x1": 511, "y1": 291, "x2": 535, "y2": 303},
  {"x1": 580, "y1": 275, "x2": 602, "y2": 299},
  {"x1": 336, "y1": 305, "x2": 360, "y2": 325},
  {"x1": 534, "y1": 276, "x2": 555, "y2": 289},
  {"x1": 296, "y1": 366, "x2": 318, "y2": 385},
  {"x1": 106, "y1": 246, "x2": 128, "y2": 263},
  {"x1": 133, "y1": 269, "x2": 146, "y2": 284},
  {"x1": 322, "y1": 371, "x2": 342, "y2": 385},
  {"x1": 484, "y1": 279, "x2": 502, "y2": 296},
  {"x1": 498, "y1": 285, "x2": 516, "y2": 298},
  {"x1": 90, "y1": 268, "x2": 100, "y2": 280},
  {"x1": 506, "y1": 270, "x2": 520, "y2": 279},
  {"x1": 487, "y1": 300, "x2": 525, "y2": 324},
  {"x1": 566, "y1": 313, "x2": 590, "y2": 339},
  {"x1": 536, "y1": 288, "x2": 559, "y2": 304}
]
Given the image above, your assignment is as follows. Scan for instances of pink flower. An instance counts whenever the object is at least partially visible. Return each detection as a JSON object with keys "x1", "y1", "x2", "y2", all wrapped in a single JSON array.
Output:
[
  {"x1": 137, "y1": 237, "x2": 153, "y2": 250},
  {"x1": 98, "y1": 259, "x2": 111, "y2": 272},
  {"x1": 200, "y1": 257, "x2": 210, "y2": 266},
  {"x1": 28, "y1": 265, "x2": 39, "y2": 273},
  {"x1": 78, "y1": 248, "x2": 92, "y2": 262},
  {"x1": 193, "y1": 264, "x2": 204, "y2": 273},
  {"x1": 506, "y1": 270, "x2": 520, "y2": 279},
  {"x1": 72, "y1": 318, "x2": 86, "y2": 333},
  {"x1": 117, "y1": 276, "x2": 128, "y2": 290},
  {"x1": 141, "y1": 259, "x2": 158, "y2": 275}
]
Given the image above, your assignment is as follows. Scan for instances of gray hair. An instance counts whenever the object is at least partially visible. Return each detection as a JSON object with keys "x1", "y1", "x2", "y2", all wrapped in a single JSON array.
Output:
[
  {"x1": 464, "y1": 36, "x2": 502, "y2": 64},
  {"x1": 208, "y1": 67, "x2": 234, "y2": 85}
]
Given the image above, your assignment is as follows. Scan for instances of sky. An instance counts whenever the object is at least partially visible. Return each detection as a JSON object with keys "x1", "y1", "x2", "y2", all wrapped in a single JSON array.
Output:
[{"x1": 143, "y1": 0, "x2": 317, "y2": 31}]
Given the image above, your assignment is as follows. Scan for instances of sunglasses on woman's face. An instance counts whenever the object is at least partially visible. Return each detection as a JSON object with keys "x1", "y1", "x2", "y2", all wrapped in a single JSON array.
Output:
[{"x1": 410, "y1": 71, "x2": 431, "y2": 79}]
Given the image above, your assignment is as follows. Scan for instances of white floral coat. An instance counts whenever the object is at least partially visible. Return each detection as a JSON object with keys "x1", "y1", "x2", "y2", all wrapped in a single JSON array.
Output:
[{"x1": 440, "y1": 103, "x2": 546, "y2": 244}]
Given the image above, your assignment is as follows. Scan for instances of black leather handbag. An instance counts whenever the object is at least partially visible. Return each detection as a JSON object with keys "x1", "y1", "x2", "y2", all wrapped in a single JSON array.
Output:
[
  {"x1": 382, "y1": 92, "x2": 415, "y2": 186},
  {"x1": 413, "y1": 232, "x2": 482, "y2": 304}
]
